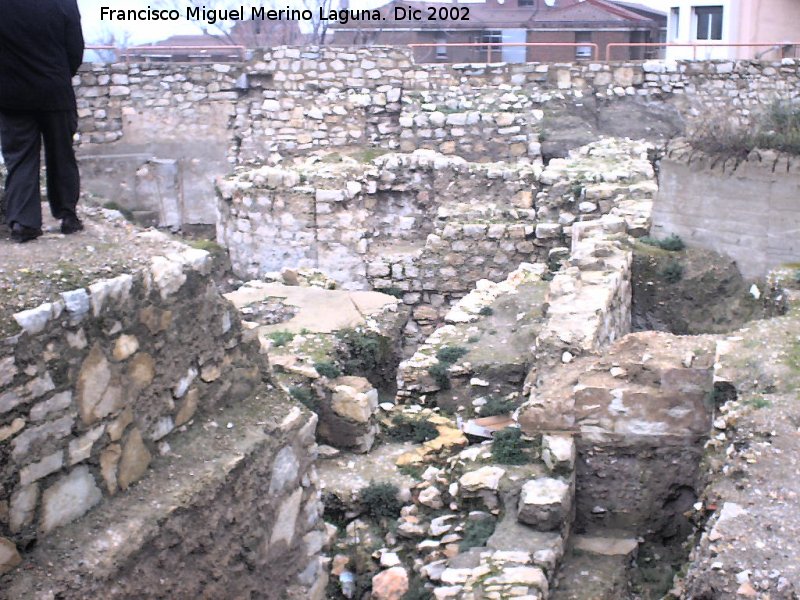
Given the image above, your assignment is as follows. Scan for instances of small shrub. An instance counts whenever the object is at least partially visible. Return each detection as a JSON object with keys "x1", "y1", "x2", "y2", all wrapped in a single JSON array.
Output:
[
  {"x1": 397, "y1": 464, "x2": 425, "y2": 479},
  {"x1": 289, "y1": 385, "x2": 319, "y2": 411},
  {"x1": 459, "y1": 517, "x2": 496, "y2": 550},
  {"x1": 436, "y1": 345, "x2": 468, "y2": 364},
  {"x1": 467, "y1": 335, "x2": 480, "y2": 343},
  {"x1": 360, "y1": 482, "x2": 402, "y2": 518},
  {"x1": 314, "y1": 361, "x2": 341, "y2": 379},
  {"x1": 658, "y1": 234, "x2": 685, "y2": 251},
  {"x1": 491, "y1": 427, "x2": 532, "y2": 465},
  {"x1": 268, "y1": 330, "x2": 295, "y2": 347},
  {"x1": 571, "y1": 180, "x2": 584, "y2": 201},
  {"x1": 428, "y1": 362, "x2": 451, "y2": 390},
  {"x1": 388, "y1": 414, "x2": 439, "y2": 443},
  {"x1": 660, "y1": 260, "x2": 684, "y2": 284},
  {"x1": 688, "y1": 101, "x2": 800, "y2": 158},
  {"x1": 479, "y1": 396, "x2": 517, "y2": 417},
  {"x1": 794, "y1": 269, "x2": 800, "y2": 285},
  {"x1": 478, "y1": 306, "x2": 494, "y2": 316},
  {"x1": 746, "y1": 396, "x2": 771, "y2": 409},
  {"x1": 403, "y1": 579, "x2": 432, "y2": 600},
  {"x1": 377, "y1": 287, "x2": 404, "y2": 299},
  {"x1": 640, "y1": 234, "x2": 685, "y2": 252},
  {"x1": 335, "y1": 328, "x2": 393, "y2": 383}
]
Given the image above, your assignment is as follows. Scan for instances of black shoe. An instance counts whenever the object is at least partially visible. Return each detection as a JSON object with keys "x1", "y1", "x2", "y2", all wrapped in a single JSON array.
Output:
[
  {"x1": 10, "y1": 222, "x2": 43, "y2": 243},
  {"x1": 61, "y1": 215, "x2": 84, "y2": 234}
]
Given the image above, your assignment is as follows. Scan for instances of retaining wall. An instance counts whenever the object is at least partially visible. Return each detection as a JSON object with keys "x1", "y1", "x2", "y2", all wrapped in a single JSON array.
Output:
[
  {"x1": 0, "y1": 248, "x2": 262, "y2": 545},
  {"x1": 652, "y1": 140, "x2": 800, "y2": 279},
  {"x1": 72, "y1": 49, "x2": 800, "y2": 226}
]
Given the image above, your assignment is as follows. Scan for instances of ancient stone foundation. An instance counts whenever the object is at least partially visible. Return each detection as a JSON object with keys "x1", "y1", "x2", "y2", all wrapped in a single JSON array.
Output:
[
  {"x1": 0, "y1": 249, "x2": 325, "y2": 599},
  {"x1": 72, "y1": 49, "x2": 800, "y2": 228}
]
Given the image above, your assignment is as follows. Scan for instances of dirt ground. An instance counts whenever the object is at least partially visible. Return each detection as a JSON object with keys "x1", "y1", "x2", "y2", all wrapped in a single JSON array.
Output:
[
  {"x1": 0, "y1": 200, "x2": 217, "y2": 338},
  {"x1": 676, "y1": 285, "x2": 800, "y2": 599},
  {"x1": 631, "y1": 242, "x2": 770, "y2": 336}
]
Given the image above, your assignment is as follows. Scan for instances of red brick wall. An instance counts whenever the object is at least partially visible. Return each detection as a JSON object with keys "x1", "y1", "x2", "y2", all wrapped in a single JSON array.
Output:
[{"x1": 333, "y1": 28, "x2": 641, "y2": 63}]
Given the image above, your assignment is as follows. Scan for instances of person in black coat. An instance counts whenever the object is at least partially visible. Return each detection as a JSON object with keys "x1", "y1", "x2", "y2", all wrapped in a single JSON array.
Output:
[{"x1": 0, "y1": 0, "x2": 85, "y2": 242}]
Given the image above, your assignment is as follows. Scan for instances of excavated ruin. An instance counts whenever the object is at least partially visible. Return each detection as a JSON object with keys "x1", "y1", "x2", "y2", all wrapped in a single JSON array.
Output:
[{"x1": 2, "y1": 49, "x2": 800, "y2": 600}]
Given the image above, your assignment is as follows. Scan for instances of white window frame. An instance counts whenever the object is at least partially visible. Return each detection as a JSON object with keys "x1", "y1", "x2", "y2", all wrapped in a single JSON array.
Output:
[
  {"x1": 693, "y1": 5, "x2": 723, "y2": 41},
  {"x1": 669, "y1": 7, "x2": 680, "y2": 41}
]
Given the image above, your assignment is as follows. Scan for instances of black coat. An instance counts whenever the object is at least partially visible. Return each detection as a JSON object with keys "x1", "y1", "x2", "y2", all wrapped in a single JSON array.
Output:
[{"x1": 0, "y1": 0, "x2": 84, "y2": 111}]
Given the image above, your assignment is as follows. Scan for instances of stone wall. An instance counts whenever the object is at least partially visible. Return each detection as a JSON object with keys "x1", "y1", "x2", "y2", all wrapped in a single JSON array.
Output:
[
  {"x1": 519, "y1": 332, "x2": 715, "y2": 535},
  {"x1": 71, "y1": 49, "x2": 800, "y2": 226},
  {"x1": 74, "y1": 63, "x2": 240, "y2": 227},
  {"x1": 217, "y1": 139, "x2": 655, "y2": 344},
  {"x1": 78, "y1": 50, "x2": 800, "y2": 157},
  {"x1": 0, "y1": 247, "x2": 264, "y2": 547},
  {"x1": 1, "y1": 247, "x2": 328, "y2": 598},
  {"x1": 651, "y1": 140, "x2": 800, "y2": 279}
]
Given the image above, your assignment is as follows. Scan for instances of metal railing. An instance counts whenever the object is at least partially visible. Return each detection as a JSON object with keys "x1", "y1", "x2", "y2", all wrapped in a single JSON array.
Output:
[
  {"x1": 85, "y1": 44, "x2": 247, "y2": 63},
  {"x1": 408, "y1": 41, "x2": 600, "y2": 62},
  {"x1": 606, "y1": 41, "x2": 800, "y2": 61}
]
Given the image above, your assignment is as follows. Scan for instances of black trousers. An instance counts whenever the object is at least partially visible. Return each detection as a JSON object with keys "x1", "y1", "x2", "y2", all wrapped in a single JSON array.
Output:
[{"x1": 0, "y1": 109, "x2": 80, "y2": 229}]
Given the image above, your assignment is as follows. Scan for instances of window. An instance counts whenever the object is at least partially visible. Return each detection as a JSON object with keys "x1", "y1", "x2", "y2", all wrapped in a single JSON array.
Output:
[
  {"x1": 481, "y1": 30, "x2": 503, "y2": 45},
  {"x1": 575, "y1": 31, "x2": 592, "y2": 59},
  {"x1": 436, "y1": 34, "x2": 447, "y2": 59},
  {"x1": 669, "y1": 7, "x2": 680, "y2": 40},
  {"x1": 479, "y1": 30, "x2": 503, "y2": 61},
  {"x1": 694, "y1": 6, "x2": 723, "y2": 40},
  {"x1": 518, "y1": 0, "x2": 535, "y2": 6}
]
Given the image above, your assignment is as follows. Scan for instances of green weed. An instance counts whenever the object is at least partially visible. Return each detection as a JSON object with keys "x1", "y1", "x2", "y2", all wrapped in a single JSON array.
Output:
[
  {"x1": 360, "y1": 482, "x2": 402, "y2": 518},
  {"x1": 314, "y1": 361, "x2": 341, "y2": 379},
  {"x1": 491, "y1": 427, "x2": 532, "y2": 465},
  {"x1": 268, "y1": 330, "x2": 295, "y2": 347}
]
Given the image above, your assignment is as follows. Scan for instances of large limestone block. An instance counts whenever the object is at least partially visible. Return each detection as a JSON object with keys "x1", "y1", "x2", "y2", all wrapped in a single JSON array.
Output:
[
  {"x1": 76, "y1": 344, "x2": 125, "y2": 425},
  {"x1": 40, "y1": 466, "x2": 102, "y2": 534},
  {"x1": 269, "y1": 446, "x2": 299, "y2": 495},
  {"x1": 270, "y1": 487, "x2": 303, "y2": 547},
  {"x1": 459, "y1": 466, "x2": 505, "y2": 494},
  {"x1": 0, "y1": 537, "x2": 22, "y2": 575},
  {"x1": 371, "y1": 566, "x2": 409, "y2": 600},
  {"x1": 330, "y1": 376, "x2": 378, "y2": 424},
  {"x1": 517, "y1": 477, "x2": 572, "y2": 531},
  {"x1": 484, "y1": 565, "x2": 548, "y2": 591},
  {"x1": 541, "y1": 434, "x2": 575, "y2": 473},
  {"x1": 118, "y1": 428, "x2": 152, "y2": 490}
]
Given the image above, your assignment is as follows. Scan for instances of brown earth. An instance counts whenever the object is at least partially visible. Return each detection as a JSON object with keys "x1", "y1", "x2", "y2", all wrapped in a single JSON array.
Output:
[
  {"x1": 675, "y1": 285, "x2": 800, "y2": 600},
  {"x1": 0, "y1": 200, "x2": 224, "y2": 338},
  {"x1": 631, "y1": 242, "x2": 773, "y2": 336}
]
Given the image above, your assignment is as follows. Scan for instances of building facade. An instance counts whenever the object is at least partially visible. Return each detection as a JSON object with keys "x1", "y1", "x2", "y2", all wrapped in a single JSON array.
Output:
[
  {"x1": 665, "y1": 0, "x2": 800, "y2": 60},
  {"x1": 330, "y1": 0, "x2": 666, "y2": 62}
]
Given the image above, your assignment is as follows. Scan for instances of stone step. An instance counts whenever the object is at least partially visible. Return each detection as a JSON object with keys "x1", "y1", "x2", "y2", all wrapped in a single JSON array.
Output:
[
  {"x1": 551, "y1": 534, "x2": 638, "y2": 600},
  {"x1": 572, "y1": 534, "x2": 639, "y2": 558},
  {"x1": 1, "y1": 387, "x2": 325, "y2": 600}
]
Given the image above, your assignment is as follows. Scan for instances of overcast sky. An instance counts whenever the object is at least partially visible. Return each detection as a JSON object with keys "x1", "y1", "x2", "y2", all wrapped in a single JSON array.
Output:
[{"x1": 78, "y1": 0, "x2": 670, "y2": 45}]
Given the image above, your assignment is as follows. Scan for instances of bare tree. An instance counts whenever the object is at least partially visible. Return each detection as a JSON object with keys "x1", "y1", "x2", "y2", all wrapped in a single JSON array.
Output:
[
  {"x1": 302, "y1": 0, "x2": 337, "y2": 45},
  {"x1": 154, "y1": 0, "x2": 259, "y2": 45},
  {"x1": 89, "y1": 29, "x2": 131, "y2": 62},
  {"x1": 155, "y1": 0, "x2": 312, "y2": 48}
]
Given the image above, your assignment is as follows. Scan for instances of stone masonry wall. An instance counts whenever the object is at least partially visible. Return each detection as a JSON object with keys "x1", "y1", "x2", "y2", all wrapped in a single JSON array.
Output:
[
  {"x1": 71, "y1": 50, "x2": 800, "y2": 226},
  {"x1": 218, "y1": 139, "x2": 655, "y2": 344},
  {"x1": 652, "y1": 139, "x2": 800, "y2": 279},
  {"x1": 76, "y1": 49, "x2": 800, "y2": 161},
  {"x1": 0, "y1": 247, "x2": 265, "y2": 549}
]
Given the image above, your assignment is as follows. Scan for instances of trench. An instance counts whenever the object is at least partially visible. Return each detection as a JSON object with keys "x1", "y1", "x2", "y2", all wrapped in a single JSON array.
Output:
[{"x1": 211, "y1": 140, "x2": 783, "y2": 600}]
